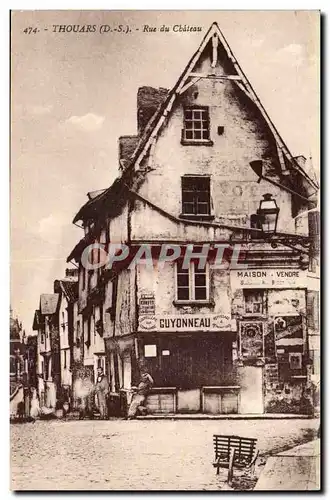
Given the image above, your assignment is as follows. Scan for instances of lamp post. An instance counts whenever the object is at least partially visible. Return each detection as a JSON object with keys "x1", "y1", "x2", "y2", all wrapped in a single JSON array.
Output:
[{"x1": 257, "y1": 193, "x2": 279, "y2": 235}]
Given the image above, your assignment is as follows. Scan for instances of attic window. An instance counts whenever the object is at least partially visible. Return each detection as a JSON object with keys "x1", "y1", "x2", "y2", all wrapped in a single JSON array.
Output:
[{"x1": 181, "y1": 107, "x2": 213, "y2": 146}]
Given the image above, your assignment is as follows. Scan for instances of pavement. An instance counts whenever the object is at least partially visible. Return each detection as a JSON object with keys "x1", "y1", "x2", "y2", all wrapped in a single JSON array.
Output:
[
  {"x1": 137, "y1": 413, "x2": 314, "y2": 420},
  {"x1": 10, "y1": 418, "x2": 319, "y2": 491},
  {"x1": 254, "y1": 439, "x2": 320, "y2": 491}
]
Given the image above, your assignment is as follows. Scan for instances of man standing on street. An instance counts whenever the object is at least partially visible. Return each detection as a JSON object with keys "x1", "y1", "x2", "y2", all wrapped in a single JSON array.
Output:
[{"x1": 95, "y1": 367, "x2": 109, "y2": 419}]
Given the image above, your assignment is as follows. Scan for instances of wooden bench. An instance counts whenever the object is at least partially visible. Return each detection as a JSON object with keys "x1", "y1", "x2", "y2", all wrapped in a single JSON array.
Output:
[{"x1": 213, "y1": 435, "x2": 259, "y2": 485}]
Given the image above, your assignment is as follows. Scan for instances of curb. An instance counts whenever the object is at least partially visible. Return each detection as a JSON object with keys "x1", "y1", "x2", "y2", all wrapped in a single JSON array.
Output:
[{"x1": 135, "y1": 413, "x2": 315, "y2": 420}]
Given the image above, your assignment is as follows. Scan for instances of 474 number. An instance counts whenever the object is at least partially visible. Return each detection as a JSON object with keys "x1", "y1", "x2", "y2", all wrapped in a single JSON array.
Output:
[{"x1": 23, "y1": 27, "x2": 39, "y2": 34}]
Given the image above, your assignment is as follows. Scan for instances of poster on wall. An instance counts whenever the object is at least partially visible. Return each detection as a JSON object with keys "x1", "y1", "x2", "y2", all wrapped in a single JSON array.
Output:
[
  {"x1": 239, "y1": 321, "x2": 264, "y2": 359},
  {"x1": 274, "y1": 315, "x2": 304, "y2": 348},
  {"x1": 139, "y1": 292, "x2": 156, "y2": 315},
  {"x1": 264, "y1": 322, "x2": 276, "y2": 359}
]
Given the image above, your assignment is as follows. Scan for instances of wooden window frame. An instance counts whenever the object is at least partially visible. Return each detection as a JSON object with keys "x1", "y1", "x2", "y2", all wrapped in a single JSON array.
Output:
[
  {"x1": 181, "y1": 106, "x2": 213, "y2": 145},
  {"x1": 243, "y1": 289, "x2": 266, "y2": 316},
  {"x1": 175, "y1": 261, "x2": 210, "y2": 303},
  {"x1": 181, "y1": 176, "x2": 211, "y2": 217}
]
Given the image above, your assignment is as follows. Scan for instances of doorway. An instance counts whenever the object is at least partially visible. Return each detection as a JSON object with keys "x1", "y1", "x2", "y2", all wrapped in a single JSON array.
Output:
[{"x1": 239, "y1": 365, "x2": 264, "y2": 414}]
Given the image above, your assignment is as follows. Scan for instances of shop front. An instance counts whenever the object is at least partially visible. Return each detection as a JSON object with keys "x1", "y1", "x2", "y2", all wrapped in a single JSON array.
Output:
[{"x1": 138, "y1": 313, "x2": 238, "y2": 414}]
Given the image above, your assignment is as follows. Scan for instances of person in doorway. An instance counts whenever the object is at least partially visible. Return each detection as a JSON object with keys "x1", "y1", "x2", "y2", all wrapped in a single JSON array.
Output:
[
  {"x1": 127, "y1": 368, "x2": 154, "y2": 419},
  {"x1": 95, "y1": 367, "x2": 109, "y2": 419}
]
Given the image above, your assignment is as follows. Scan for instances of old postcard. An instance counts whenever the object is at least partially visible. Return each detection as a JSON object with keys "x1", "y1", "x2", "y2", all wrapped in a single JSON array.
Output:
[{"x1": 10, "y1": 10, "x2": 320, "y2": 491}]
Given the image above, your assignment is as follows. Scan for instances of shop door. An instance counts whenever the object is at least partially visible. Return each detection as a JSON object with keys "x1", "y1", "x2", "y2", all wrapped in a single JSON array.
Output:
[{"x1": 239, "y1": 366, "x2": 264, "y2": 414}]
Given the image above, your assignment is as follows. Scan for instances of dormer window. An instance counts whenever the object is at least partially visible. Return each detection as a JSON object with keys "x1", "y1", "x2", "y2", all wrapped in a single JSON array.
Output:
[{"x1": 181, "y1": 106, "x2": 213, "y2": 146}]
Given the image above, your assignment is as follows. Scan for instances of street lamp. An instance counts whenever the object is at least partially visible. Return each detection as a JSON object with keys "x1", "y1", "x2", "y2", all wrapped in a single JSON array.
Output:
[{"x1": 257, "y1": 194, "x2": 279, "y2": 235}]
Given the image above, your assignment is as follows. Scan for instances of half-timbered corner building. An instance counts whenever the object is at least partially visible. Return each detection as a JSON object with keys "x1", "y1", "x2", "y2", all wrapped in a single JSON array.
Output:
[{"x1": 67, "y1": 22, "x2": 319, "y2": 415}]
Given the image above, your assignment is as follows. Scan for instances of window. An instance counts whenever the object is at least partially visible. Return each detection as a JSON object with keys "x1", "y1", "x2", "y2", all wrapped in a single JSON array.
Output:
[
  {"x1": 181, "y1": 177, "x2": 211, "y2": 216},
  {"x1": 176, "y1": 261, "x2": 209, "y2": 302},
  {"x1": 87, "y1": 269, "x2": 93, "y2": 291},
  {"x1": 41, "y1": 330, "x2": 45, "y2": 344},
  {"x1": 84, "y1": 315, "x2": 91, "y2": 347},
  {"x1": 109, "y1": 276, "x2": 118, "y2": 321},
  {"x1": 81, "y1": 263, "x2": 86, "y2": 290},
  {"x1": 144, "y1": 344, "x2": 157, "y2": 358},
  {"x1": 10, "y1": 356, "x2": 16, "y2": 375},
  {"x1": 182, "y1": 106, "x2": 210, "y2": 142},
  {"x1": 244, "y1": 290, "x2": 265, "y2": 315},
  {"x1": 64, "y1": 350, "x2": 67, "y2": 369}
]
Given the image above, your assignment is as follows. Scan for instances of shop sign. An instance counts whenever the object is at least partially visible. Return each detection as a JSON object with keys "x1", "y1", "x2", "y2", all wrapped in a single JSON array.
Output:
[
  {"x1": 138, "y1": 314, "x2": 236, "y2": 332},
  {"x1": 231, "y1": 269, "x2": 308, "y2": 290},
  {"x1": 139, "y1": 293, "x2": 155, "y2": 315}
]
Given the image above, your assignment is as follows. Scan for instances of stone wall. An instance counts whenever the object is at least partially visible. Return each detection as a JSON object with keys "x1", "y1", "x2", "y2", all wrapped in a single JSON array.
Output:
[{"x1": 264, "y1": 365, "x2": 313, "y2": 415}]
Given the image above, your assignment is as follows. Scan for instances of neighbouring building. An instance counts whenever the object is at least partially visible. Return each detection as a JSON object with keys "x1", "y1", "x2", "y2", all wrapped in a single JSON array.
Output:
[
  {"x1": 10, "y1": 309, "x2": 25, "y2": 385},
  {"x1": 32, "y1": 269, "x2": 79, "y2": 409},
  {"x1": 67, "y1": 216, "x2": 108, "y2": 388},
  {"x1": 54, "y1": 268, "x2": 79, "y2": 405},
  {"x1": 67, "y1": 23, "x2": 319, "y2": 415},
  {"x1": 25, "y1": 334, "x2": 38, "y2": 389},
  {"x1": 10, "y1": 308, "x2": 39, "y2": 418},
  {"x1": 33, "y1": 294, "x2": 61, "y2": 408}
]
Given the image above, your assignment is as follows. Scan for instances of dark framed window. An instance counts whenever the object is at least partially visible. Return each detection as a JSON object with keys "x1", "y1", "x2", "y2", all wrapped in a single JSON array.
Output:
[
  {"x1": 87, "y1": 269, "x2": 93, "y2": 291},
  {"x1": 182, "y1": 106, "x2": 210, "y2": 142},
  {"x1": 244, "y1": 290, "x2": 265, "y2": 315},
  {"x1": 176, "y1": 261, "x2": 209, "y2": 301},
  {"x1": 80, "y1": 262, "x2": 86, "y2": 290},
  {"x1": 76, "y1": 320, "x2": 81, "y2": 344},
  {"x1": 84, "y1": 315, "x2": 91, "y2": 347},
  {"x1": 182, "y1": 176, "x2": 211, "y2": 216}
]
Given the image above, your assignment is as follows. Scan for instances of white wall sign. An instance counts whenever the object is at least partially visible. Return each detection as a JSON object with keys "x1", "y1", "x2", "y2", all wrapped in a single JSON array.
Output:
[
  {"x1": 138, "y1": 314, "x2": 236, "y2": 332},
  {"x1": 231, "y1": 269, "x2": 308, "y2": 290}
]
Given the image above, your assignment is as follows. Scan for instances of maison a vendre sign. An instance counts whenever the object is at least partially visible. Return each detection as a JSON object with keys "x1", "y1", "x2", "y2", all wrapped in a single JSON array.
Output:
[{"x1": 231, "y1": 269, "x2": 308, "y2": 290}]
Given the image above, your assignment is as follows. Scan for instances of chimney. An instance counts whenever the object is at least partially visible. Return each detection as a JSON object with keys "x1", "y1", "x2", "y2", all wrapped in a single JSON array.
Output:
[
  {"x1": 118, "y1": 135, "x2": 139, "y2": 171},
  {"x1": 137, "y1": 86, "x2": 169, "y2": 135}
]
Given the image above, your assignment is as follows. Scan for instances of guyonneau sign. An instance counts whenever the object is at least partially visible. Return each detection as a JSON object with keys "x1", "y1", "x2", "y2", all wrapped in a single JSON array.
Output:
[
  {"x1": 231, "y1": 269, "x2": 308, "y2": 290},
  {"x1": 138, "y1": 314, "x2": 237, "y2": 332}
]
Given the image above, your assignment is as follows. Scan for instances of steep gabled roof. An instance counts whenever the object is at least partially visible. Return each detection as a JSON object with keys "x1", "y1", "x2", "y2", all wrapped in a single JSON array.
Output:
[
  {"x1": 32, "y1": 309, "x2": 41, "y2": 331},
  {"x1": 60, "y1": 279, "x2": 78, "y2": 302},
  {"x1": 87, "y1": 189, "x2": 107, "y2": 200},
  {"x1": 68, "y1": 21, "x2": 318, "y2": 262},
  {"x1": 72, "y1": 174, "x2": 131, "y2": 224},
  {"x1": 128, "y1": 22, "x2": 318, "y2": 191}
]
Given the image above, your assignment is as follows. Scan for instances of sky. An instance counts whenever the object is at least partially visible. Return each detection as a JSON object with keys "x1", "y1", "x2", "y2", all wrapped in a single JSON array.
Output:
[{"x1": 10, "y1": 10, "x2": 320, "y2": 333}]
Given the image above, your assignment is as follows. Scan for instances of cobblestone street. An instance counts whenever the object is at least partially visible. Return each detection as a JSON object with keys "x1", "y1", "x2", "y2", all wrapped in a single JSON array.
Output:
[{"x1": 11, "y1": 418, "x2": 318, "y2": 491}]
